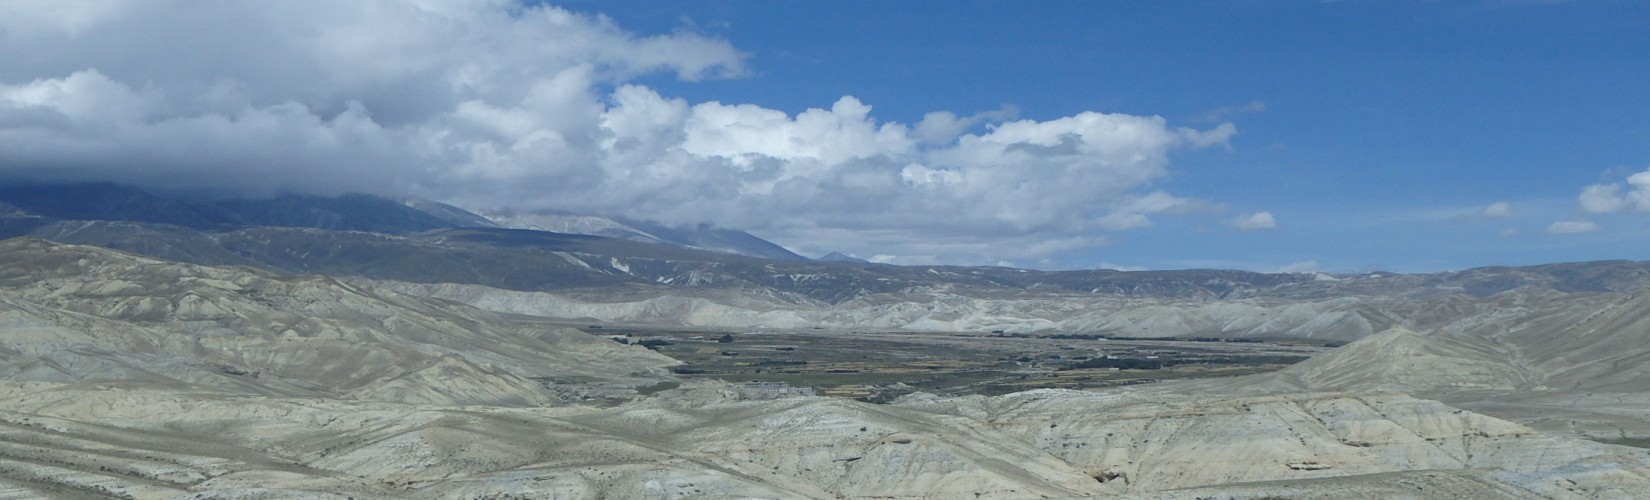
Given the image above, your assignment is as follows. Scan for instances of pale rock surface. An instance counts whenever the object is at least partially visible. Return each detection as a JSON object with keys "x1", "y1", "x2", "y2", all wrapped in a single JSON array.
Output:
[
  {"x1": 2, "y1": 381, "x2": 1647, "y2": 499},
  {"x1": 0, "y1": 239, "x2": 677, "y2": 406},
  {"x1": 2, "y1": 240, "x2": 1650, "y2": 498},
  {"x1": 900, "y1": 388, "x2": 1650, "y2": 496},
  {"x1": 373, "y1": 280, "x2": 1410, "y2": 340}
]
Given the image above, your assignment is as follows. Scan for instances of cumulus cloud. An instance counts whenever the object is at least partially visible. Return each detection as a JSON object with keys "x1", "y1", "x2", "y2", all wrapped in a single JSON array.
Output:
[
  {"x1": 1229, "y1": 211, "x2": 1278, "y2": 231},
  {"x1": 1481, "y1": 202, "x2": 1513, "y2": 218},
  {"x1": 1094, "y1": 191, "x2": 1208, "y2": 231},
  {"x1": 1579, "y1": 166, "x2": 1650, "y2": 213},
  {"x1": 0, "y1": 0, "x2": 1243, "y2": 266},
  {"x1": 1547, "y1": 220, "x2": 1600, "y2": 234},
  {"x1": 912, "y1": 105, "x2": 1019, "y2": 145},
  {"x1": 0, "y1": 0, "x2": 747, "y2": 198}
]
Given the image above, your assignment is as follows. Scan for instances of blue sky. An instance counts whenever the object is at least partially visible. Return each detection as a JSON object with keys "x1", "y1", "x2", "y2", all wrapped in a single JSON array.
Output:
[
  {"x1": 2, "y1": 1, "x2": 1647, "y2": 272},
  {"x1": 580, "y1": 0, "x2": 1650, "y2": 271}
]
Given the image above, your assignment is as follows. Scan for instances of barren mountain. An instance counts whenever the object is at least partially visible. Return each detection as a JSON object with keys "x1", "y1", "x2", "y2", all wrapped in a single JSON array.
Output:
[
  {"x1": 0, "y1": 240, "x2": 1648, "y2": 498},
  {"x1": 0, "y1": 239, "x2": 676, "y2": 406},
  {"x1": 9, "y1": 184, "x2": 1650, "y2": 319},
  {"x1": 16, "y1": 215, "x2": 1650, "y2": 340},
  {"x1": 4, "y1": 191, "x2": 1650, "y2": 498},
  {"x1": 1237, "y1": 290, "x2": 1650, "y2": 396},
  {"x1": 0, "y1": 379, "x2": 1645, "y2": 498},
  {"x1": 472, "y1": 208, "x2": 809, "y2": 262},
  {"x1": 1195, "y1": 289, "x2": 1650, "y2": 446}
]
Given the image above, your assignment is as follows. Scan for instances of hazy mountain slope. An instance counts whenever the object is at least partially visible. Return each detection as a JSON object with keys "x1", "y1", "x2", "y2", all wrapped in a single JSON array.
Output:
[
  {"x1": 0, "y1": 239, "x2": 676, "y2": 406},
  {"x1": 816, "y1": 251, "x2": 871, "y2": 263},
  {"x1": 0, "y1": 183, "x2": 815, "y2": 261},
  {"x1": 616, "y1": 218, "x2": 808, "y2": 262},
  {"x1": 396, "y1": 197, "x2": 501, "y2": 228},
  {"x1": 0, "y1": 183, "x2": 455, "y2": 234},
  {"x1": 0, "y1": 183, "x2": 242, "y2": 229},
  {"x1": 476, "y1": 209, "x2": 809, "y2": 261},
  {"x1": 22, "y1": 220, "x2": 262, "y2": 268},
  {"x1": 213, "y1": 193, "x2": 456, "y2": 234},
  {"x1": 6, "y1": 183, "x2": 1650, "y2": 345},
  {"x1": 7, "y1": 183, "x2": 1650, "y2": 306},
  {"x1": 7, "y1": 184, "x2": 1650, "y2": 312},
  {"x1": 7, "y1": 216, "x2": 1650, "y2": 347}
]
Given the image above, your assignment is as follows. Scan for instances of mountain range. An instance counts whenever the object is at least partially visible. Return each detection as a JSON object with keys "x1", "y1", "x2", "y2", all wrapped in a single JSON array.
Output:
[
  {"x1": 0, "y1": 182, "x2": 804, "y2": 260},
  {"x1": 5, "y1": 183, "x2": 1650, "y2": 339},
  {"x1": 6, "y1": 183, "x2": 1647, "y2": 303},
  {"x1": 0, "y1": 237, "x2": 1647, "y2": 498},
  {"x1": 3, "y1": 182, "x2": 1650, "y2": 497}
]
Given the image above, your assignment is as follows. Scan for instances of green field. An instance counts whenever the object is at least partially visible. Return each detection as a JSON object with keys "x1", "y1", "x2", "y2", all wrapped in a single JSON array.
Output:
[{"x1": 599, "y1": 327, "x2": 1328, "y2": 401}]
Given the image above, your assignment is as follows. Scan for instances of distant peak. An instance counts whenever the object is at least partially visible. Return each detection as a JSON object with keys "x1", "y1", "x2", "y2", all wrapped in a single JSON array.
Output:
[{"x1": 817, "y1": 251, "x2": 870, "y2": 264}]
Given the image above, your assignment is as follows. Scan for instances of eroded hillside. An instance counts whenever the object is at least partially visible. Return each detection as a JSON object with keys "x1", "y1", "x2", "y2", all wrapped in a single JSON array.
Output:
[{"x1": 1, "y1": 240, "x2": 1649, "y2": 499}]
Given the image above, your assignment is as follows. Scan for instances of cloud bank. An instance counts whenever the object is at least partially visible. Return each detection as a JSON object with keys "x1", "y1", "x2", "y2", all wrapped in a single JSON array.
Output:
[
  {"x1": 1579, "y1": 165, "x2": 1650, "y2": 214},
  {"x1": 1547, "y1": 220, "x2": 1600, "y2": 235},
  {"x1": 0, "y1": 0, "x2": 1245, "y2": 265},
  {"x1": 1481, "y1": 202, "x2": 1513, "y2": 218}
]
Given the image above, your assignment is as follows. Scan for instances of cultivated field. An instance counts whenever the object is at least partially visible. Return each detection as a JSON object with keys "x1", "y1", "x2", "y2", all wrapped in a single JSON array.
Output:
[{"x1": 587, "y1": 326, "x2": 1333, "y2": 399}]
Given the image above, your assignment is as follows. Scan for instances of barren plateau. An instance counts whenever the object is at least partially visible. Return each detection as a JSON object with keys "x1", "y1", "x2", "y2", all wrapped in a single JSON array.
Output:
[{"x1": 1, "y1": 236, "x2": 1649, "y2": 499}]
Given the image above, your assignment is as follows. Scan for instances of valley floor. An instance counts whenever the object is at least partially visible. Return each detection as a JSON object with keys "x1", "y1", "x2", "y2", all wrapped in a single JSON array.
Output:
[{"x1": 583, "y1": 324, "x2": 1329, "y2": 398}]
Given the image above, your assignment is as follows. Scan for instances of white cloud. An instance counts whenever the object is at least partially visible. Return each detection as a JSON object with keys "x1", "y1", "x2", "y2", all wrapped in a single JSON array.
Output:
[
  {"x1": 1180, "y1": 123, "x2": 1239, "y2": 148},
  {"x1": 1192, "y1": 101, "x2": 1266, "y2": 124},
  {"x1": 912, "y1": 105, "x2": 1018, "y2": 145},
  {"x1": 1547, "y1": 220, "x2": 1600, "y2": 234},
  {"x1": 1096, "y1": 212, "x2": 1154, "y2": 231},
  {"x1": 0, "y1": 0, "x2": 746, "y2": 197},
  {"x1": 1481, "y1": 201, "x2": 1513, "y2": 218},
  {"x1": 1579, "y1": 184, "x2": 1627, "y2": 213},
  {"x1": 0, "y1": 1, "x2": 1244, "y2": 266},
  {"x1": 1094, "y1": 191, "x2": 1207, "y2": 231},
  {"x1": 1579, "y1": 165, "x2": 1650, "y2": 213},
  {"x1": 1229, "y1": 211, "x2": 1278, "y2": 231}
]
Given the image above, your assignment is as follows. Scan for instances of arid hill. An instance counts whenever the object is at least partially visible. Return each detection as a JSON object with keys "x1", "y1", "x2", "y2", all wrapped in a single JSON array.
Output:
[{"x1": 1, "y1": 240, "x2": 1649, "y2": 498}]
